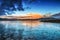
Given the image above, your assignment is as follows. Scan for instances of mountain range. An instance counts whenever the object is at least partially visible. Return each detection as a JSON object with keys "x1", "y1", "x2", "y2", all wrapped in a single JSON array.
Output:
[{"x1": 40, "y1": 13, "x2": 60, "y2": 22}]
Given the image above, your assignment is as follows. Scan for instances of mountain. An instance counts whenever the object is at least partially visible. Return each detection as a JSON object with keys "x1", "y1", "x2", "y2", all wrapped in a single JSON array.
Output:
[
  {"x1": 40, "y1": 13, "x2": 60, "y2": 22},
  {"x1": 51, "y1": 13, "x2": 60, "y2": 19},
  {"x1": 52, "y1": 13, "x2": 60, "y2": 16}
]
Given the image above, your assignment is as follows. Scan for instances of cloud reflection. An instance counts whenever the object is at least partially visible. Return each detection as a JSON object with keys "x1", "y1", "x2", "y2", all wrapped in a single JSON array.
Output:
[
  {"x1": 0, "y1": 21, "x2": 60, "y2": 40},
  {"x1": 0, "y1": 20, "x2": 42, "y2": 28},
  {"x1": 20, "y1": 20, "x2": 42, "y2": 27}
]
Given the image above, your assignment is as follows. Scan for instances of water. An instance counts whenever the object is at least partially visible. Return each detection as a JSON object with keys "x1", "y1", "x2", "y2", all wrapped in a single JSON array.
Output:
[{"x1": 0, "y1": 21, "x2": 60, "y2": 40}]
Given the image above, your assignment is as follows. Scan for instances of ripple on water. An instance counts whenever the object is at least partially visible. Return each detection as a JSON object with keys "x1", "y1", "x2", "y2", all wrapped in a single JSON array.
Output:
[{"x1": 0, "y1": 21, "x2": 60, "y2": 40}]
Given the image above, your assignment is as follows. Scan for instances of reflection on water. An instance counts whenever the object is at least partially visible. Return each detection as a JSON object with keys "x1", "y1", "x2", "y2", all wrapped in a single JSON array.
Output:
[
  {"x1": 0, "y1": 21, "x2": 60, "y2": 40},
  {"x1": 21, "y1": 20, "x2": 42, "y2": 27}
]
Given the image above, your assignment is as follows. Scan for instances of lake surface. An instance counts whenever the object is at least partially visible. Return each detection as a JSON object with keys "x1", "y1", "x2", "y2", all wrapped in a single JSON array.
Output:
[{"x1": 0, "y1": 21, "x2": 60, "y2": 40}]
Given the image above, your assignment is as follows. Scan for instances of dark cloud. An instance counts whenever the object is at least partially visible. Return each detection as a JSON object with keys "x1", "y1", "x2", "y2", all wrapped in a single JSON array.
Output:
[
  {"x1": 1, "y1": 0, "x2": 24, "y2": 11},
  {"x1": 0, "y1": 0, "x2": 24, "y2": 15}
]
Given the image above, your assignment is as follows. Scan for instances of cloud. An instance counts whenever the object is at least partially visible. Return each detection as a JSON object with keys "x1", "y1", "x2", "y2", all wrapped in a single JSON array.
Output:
[
  {"x1": 1, "y1": 0, "x2": 24, "y2": 11},
  {"x1": 0, "y1": 0, "x2": 25, "y2": 15}
]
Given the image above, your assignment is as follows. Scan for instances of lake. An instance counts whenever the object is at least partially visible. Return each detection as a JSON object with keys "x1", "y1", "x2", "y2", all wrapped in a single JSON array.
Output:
[{"x1": 0, "y1": 21, "x2": 60, "y2": 40}]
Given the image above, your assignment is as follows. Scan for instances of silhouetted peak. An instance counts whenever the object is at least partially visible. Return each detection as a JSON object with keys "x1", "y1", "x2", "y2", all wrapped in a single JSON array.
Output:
[{"x1": 53, "y1": 13, "x2": 60, "y2": 16}]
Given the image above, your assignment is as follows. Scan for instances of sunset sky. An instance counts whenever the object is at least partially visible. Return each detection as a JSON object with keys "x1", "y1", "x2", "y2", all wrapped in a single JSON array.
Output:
[{"x1": 0, "y1": 0, "x2": 60, "y2": 15}]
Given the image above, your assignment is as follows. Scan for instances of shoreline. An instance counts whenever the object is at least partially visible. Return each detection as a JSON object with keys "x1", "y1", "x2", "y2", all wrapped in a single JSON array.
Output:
[{"x1": 0, "y1": 18, "x2": 60, "y2": 23}]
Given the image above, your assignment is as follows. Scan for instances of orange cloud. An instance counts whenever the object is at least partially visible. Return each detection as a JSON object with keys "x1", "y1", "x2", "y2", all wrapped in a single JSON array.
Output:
[{"x1": 26, "y1": 13, "x2": 44, "y2": 19}]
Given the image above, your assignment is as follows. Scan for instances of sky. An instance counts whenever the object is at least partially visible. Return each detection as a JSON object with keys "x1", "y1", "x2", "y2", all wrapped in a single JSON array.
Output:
[{"x1": 0, "y1": 0, "x2": 60, "y2": 15}]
